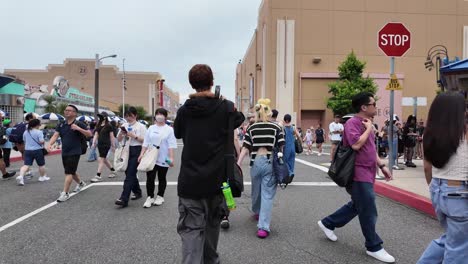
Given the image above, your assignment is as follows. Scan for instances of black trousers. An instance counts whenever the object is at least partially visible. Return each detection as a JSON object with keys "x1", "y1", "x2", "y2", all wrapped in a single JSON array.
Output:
[
  {"x1": 2, "y1": 148, "x2": 11, "y2": 167},
  {"x1": 146, "y1": 164, "x2": 169, "y2": 198},
  {"x1": 177, "y1": 194, "x2": 223, "y2": 264},
  {"x1": 120, "y1": 146, "x2": 142, "y2": 203}
]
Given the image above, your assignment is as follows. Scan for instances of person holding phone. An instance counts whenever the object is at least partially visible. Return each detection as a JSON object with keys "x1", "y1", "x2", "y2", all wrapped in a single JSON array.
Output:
[{"x1": 114, "y1": 107, "x2": 147, "y2": 207}]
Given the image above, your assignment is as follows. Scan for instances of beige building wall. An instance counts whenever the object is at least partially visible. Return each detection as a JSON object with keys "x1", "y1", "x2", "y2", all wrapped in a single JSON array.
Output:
[
  {"x1": 4, "y1": 58, "x2": 179, "y2": 117},
  {"x1": 237, "y1": 0, "x2": 468, "y2": 129}
]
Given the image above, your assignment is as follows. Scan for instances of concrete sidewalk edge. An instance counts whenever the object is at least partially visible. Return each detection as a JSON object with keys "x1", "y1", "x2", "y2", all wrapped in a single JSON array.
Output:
[
  {"x1": 374, "y1": 182, "x2": 436, "y2": 218},
  {"x1": 10, "y1": 150, "x2": 62, "y2": 163}
]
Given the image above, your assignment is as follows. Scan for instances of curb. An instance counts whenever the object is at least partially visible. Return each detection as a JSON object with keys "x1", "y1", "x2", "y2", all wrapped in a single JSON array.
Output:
[
  {"x1": 10, "y1": 150, "x2": 62, "y2": 163},
  {"x1": 374, "y1": 181, "x2": 436, "y2": 217}
]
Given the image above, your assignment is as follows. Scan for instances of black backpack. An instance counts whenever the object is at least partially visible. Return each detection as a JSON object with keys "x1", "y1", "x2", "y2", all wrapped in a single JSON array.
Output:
[{"x1": 9, "y1": 122, "x2": 27, "y2": 144}]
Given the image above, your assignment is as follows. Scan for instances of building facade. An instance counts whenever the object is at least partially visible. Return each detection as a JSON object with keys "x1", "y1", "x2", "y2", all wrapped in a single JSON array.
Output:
[
  {"x1": 237, "y1": 0, "x2": 468, "y2": 129},
  {"x1": 4, "y1": 58, "x2": 180, "y2": 118}
]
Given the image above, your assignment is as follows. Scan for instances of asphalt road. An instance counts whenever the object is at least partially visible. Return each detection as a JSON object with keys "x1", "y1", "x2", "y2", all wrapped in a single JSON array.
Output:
[{"x1": 0, "y1": 145, "x2": 442, "y2": 264}]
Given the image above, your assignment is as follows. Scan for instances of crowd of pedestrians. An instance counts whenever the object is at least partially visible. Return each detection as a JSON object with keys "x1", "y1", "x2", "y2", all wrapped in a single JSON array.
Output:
[{"x1": 1, "y1": 63, "x2": 465, "y2": 264}]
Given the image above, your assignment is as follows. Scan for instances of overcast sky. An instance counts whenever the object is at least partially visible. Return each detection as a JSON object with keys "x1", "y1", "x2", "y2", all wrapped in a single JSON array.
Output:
[{"x1": 0, "y1": 0, "x2": 262, "y2": 103}]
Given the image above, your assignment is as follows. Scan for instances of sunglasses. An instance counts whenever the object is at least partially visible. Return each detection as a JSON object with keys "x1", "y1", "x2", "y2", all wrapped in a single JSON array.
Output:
[{"x1": 366, "y1": 102, "x2": 377, "y2": 107}]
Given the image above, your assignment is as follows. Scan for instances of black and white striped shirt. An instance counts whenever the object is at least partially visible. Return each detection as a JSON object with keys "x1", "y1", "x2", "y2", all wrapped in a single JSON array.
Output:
[{"x1": 243, "y1": 122, "x2": 285, "y2": 165}]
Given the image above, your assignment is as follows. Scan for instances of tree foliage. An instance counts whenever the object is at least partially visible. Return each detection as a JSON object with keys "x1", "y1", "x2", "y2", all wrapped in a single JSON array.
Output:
[
  {"x1": 118, "y1": 104, "x2": 148, "y2": 120},
  {"x1": 43, "y1": 95, "x2": 57, "y2": 113},
  {"x1": 326, "y1": 51, "x2": 378, "y2": 116},
  {"x1": 56, "y1": 103, "x2": 68, "y2": 116}
]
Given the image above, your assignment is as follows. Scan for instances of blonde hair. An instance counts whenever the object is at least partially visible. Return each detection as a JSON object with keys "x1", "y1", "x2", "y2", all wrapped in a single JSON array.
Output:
[{"x1": 254, "y1": 98, "x2": 272, "y2": 123}]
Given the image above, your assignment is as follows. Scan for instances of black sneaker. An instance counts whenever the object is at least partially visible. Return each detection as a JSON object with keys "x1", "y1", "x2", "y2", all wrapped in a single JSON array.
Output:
[
  {"x1": 2, "y1": 171, "x2": 16, "y2": 179},
  {"x1": 130, "y1": 194, "x2": 142, "y2": 200},
  {"x1": 115, "y1": 199, "x2": 128, "y2": 208},
  {"x1": 220, "y1": 217, "x2": 230, "y2": 229}
]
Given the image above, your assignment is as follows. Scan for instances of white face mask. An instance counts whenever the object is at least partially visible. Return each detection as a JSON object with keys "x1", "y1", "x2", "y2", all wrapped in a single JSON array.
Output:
[{"x1": 155, "y1": 115, "x2": 165, "y2": 123}]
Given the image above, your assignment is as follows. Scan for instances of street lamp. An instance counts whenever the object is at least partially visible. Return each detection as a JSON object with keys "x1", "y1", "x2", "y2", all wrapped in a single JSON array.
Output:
[
  {"x1": 94, "y1": 53, "x2": 117, "y2": 117},
  {"x1": 424, "y1": 45, "x2": 448, "y2": 90}
]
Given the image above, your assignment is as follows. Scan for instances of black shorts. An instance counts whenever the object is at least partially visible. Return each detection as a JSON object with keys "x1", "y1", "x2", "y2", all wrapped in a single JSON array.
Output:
[
  {"x1": 62, "y1": 155, "x2": 80, "y2": 175},
  {"x1": 98, "y1": 145, "x2": 111, "y2": 158}
]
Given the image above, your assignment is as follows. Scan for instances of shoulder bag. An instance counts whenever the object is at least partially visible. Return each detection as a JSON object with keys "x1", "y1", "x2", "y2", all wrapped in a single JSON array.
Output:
[
  {"x1": 224, "y1": 101, "x2": 244, "y2": 197},
  {"x1": 328, "y1": 128, "x2": 355, "y2": 187},
  {"x1": 28, "y1": 130, "x2": 48, "y2": 156},
  {"x1": 137, "y1": 127, "x2": 167, "y2": 172},
  {"x1": 113, "y1": 137, "x2": 130, "y2": 172}
]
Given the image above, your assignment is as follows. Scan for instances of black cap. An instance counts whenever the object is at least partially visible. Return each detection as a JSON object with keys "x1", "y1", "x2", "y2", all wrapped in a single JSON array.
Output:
[{"x1": 97, "y1": 111, "x2": 108, "y2": 119}]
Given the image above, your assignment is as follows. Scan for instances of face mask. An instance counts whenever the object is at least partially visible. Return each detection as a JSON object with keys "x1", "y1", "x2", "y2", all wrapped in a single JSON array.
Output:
[{"x1": 155, "y1": 115, "x2": 165, "y2": 123}]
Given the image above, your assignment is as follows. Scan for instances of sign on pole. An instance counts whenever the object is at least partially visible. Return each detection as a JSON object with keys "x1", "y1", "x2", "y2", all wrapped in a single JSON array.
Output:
[
  {"x1": 385, "y1": 74, "x2": 403, "y2": 90},
  {"x1": 378, "y1": 22, "x2": 411, "y2": 174},
  {"x1": 378, "y1": 23, "x2": 411, "y2": 57}
]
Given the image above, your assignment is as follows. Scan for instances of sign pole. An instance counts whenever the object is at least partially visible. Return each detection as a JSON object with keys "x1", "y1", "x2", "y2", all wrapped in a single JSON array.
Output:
[
  {"x1": 413, "y1": 96, "x2": 417, "y2": 118},
  {"x1": 388, "y1": 57, "x2": 395, "y2": 174}
]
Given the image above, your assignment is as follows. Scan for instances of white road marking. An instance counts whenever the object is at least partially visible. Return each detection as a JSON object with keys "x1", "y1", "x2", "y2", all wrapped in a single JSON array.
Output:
[
  {"x1": 0, "y1": 159, "x2": 335, "y2": 234},
  {"x1": 295, "y1": 158, "x2": 330, "y2": 173}
]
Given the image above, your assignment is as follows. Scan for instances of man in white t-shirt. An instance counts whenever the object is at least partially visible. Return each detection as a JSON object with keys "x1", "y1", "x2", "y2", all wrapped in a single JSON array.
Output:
[{"x1": 329, "y1": 115, "x2": 344, "y2": 162}]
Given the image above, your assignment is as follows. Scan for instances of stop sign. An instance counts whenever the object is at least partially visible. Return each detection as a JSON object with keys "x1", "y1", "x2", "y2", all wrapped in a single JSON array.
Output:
[{"x1": 378, "y1": 22, "x2": 411, "y2": 57}]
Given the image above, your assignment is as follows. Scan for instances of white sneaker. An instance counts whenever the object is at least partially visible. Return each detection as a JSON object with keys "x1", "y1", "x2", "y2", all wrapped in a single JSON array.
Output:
[
  {"x1": 90, "y1": 176, "x2": 103, "y2": 183},
  {"x1": 73, "y1": 181, "x2": 87, "y2": 193},
  {"x1": 366, "y1": 248, "x2": 395, "y2": 263},
  {"x1": 108, "y1": 172, "x2": 116, "y2": 178},
  {"x1": 38, "y1": 176, "x2": 50, "y2": 182},
  {"x1": 16, "y1": 176, "x2": 24, "y2": 186},
  {"x1": 318, "y1": 153, "x2": 322, "y2": 156},
  {"x1": 143, "y1": 197, "x2": 155, "y2": 208},
  {"x1": 57, "y1": 192, "x2": 69, "y2": 202},
  {"x1": 153, "y1": 195, "x2": 164, "y2": 206},
  {"x1": 317, "y1": 221, "x2": 337, "y2": 241}
]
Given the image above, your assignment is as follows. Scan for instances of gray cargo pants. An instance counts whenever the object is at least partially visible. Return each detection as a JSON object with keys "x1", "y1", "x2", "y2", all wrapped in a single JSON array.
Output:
[{"x1": 177, "y1": 194, "x2": 224, "y2": 264}]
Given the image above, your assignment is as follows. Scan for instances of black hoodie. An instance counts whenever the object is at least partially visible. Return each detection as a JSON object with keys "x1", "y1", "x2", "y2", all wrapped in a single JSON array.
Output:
[{"x1": 174, "y1": 93, "x2": 245, "y2": 199}]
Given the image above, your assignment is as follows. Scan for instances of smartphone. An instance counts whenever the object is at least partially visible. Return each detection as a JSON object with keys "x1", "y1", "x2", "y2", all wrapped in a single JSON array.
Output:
[
  {"x1": 120, "y1": 126, "x2": 127, "y2": 133},
  {"x1": 215, "y1": 85, "x2": 221, "y2": 99}
]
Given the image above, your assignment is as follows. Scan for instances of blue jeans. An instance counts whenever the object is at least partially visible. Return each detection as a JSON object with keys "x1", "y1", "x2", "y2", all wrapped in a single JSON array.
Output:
[
  {"x1": 417, "y1": 178, "x2": 468, "y2": 264},
  {"x1": 283, "y1": 147, "x2": 295, "y2": 176},
  {"x1": 251, "y1": 155, "x2": 277, "y2": 232},
  {"x1": 321, "y1": 181, "x2": 383, "y2": 252}
]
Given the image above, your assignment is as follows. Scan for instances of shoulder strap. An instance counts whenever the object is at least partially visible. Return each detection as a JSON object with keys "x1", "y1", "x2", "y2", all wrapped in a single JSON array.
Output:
[
  {"x1": 224, "y1": 100, "x2": 235, "y2": 181},
  {"x1": 28, "y1": 130, "x2": 43, "y2": 148}
]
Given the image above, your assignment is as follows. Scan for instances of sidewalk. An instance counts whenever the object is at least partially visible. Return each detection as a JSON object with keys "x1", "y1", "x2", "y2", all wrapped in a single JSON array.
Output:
[{"x1": 375, "y1": 158, "x2": 435, "y2": 217}]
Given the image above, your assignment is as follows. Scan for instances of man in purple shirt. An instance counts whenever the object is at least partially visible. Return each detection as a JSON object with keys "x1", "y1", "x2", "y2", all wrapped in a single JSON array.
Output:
[{"x1": 318, "y1": 92, "x2": 395, "y2": 263}]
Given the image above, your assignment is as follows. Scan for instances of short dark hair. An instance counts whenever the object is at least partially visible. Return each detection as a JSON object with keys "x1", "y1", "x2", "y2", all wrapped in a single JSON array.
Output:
[
  {"x1": 271, "y1": 109, "x2": 278, "y2": 118},
  {"x1": 155, "y1": 108, "x2": 168, "y2": 118},
  {"x1": 334, "y1": 115, "x2": 341, "y2": 118},
  {"x1": 28, "y1": 119, "x2": 41, "y2": 130},
  {"x1": 351, "y1": 92, "x2": 374, "y2": 113},
  {"x1": 67, "y1": 104, "x2": 78, "y2": 112},
  {"x1": 25, "y1": 113, "x2": 35, "y2": 121},
  {"x1": 125, "y1": 106, "x2": 138, "y2": 117},
  {"x1": 283, "y1": 114, "x2": 292, "y2": 123},
  {"x1": 189, "y1": 64, "x2": 213, "y2": 91},
  {"x1": 423, "y1": 92, "x2": 466, "y2": 168}
]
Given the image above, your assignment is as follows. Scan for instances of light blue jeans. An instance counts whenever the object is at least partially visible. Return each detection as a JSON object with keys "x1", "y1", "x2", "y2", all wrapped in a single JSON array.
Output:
[
  {"x1": 417, "y1": 178, "x2": 468, "y2": 264},
  {"x1": 251, "y1": 155, "x2": 277, "y2": 232}
]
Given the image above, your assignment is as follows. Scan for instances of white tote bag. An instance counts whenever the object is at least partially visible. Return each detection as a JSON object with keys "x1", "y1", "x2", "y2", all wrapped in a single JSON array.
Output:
[
  {"x1": 137, "y1": 128, "x2": 167, "y2": 172},
  {"x1": 114, "y1": 138, "x2": 130, "y2": 172}
]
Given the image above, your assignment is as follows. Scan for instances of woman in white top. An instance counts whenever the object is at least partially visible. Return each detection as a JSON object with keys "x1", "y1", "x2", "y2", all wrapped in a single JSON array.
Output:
[
  {"x1": 139, "y1": 108, "x2": 177, "y2": 208},
  {"x1": 417, "y1": 92, "x2": 467, "y2": 264}
]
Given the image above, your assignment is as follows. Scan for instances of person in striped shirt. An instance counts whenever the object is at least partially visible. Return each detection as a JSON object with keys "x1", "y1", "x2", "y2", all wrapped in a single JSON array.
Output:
[{"x1": 237, "y1": 98, "x2": 285, "y2": 239}]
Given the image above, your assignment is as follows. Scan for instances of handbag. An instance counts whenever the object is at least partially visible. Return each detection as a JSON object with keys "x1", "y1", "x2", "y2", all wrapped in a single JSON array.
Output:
[
  {"x1": 137, "y1": 127, "x2": 167, "y2": 172},
  {"x1": 272, "y1": 147, "x2": 292, "y2": 189},
  {"x1": 295, "y1": 137, "x2": 303, "y2": 154},
  {"x1": 28, "y1": 130, "x2": 48, "y2": 156},
  {"x1": 114, "y1": 137, "x2": 130, "y2": 172},
  {"x1": 224, "y1": 101, "x2": 244, "y2": 197},
  {"x1": 328, "y1": 129, "x2": 355, "y2": 187}
]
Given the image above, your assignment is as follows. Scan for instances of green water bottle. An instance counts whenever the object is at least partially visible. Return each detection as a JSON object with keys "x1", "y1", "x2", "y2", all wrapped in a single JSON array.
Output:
[{"x1": 222, "y1": 182, "x2": 236, "y2": 210}]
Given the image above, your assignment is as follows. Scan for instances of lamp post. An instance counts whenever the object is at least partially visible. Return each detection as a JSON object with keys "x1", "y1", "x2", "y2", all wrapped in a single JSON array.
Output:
[
  {"x1": 424, "y1": 45, "x2": 448, "y2": 90},
  {"x1": 122, "y1": 58, "x2": 126, "y2": 117},
  {"x1": 94, "y1": 53, "x2": 117, "y2": 117}
]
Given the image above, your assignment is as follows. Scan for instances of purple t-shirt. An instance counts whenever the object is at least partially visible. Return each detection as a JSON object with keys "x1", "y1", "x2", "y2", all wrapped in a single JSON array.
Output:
[{"x1": 344, "y1": 116, "x2": 377, "y2": 183}]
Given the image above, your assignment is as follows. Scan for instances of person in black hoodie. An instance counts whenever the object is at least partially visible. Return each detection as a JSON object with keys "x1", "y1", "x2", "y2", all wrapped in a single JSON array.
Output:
[{"x1": 174, "y1": 64, "x2": 244, "y2": 264}]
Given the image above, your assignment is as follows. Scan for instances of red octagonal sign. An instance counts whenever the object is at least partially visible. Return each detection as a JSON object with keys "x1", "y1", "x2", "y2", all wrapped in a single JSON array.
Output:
[{"x1": 378, "y1": 22, "x2": 411, "y2": 57}]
